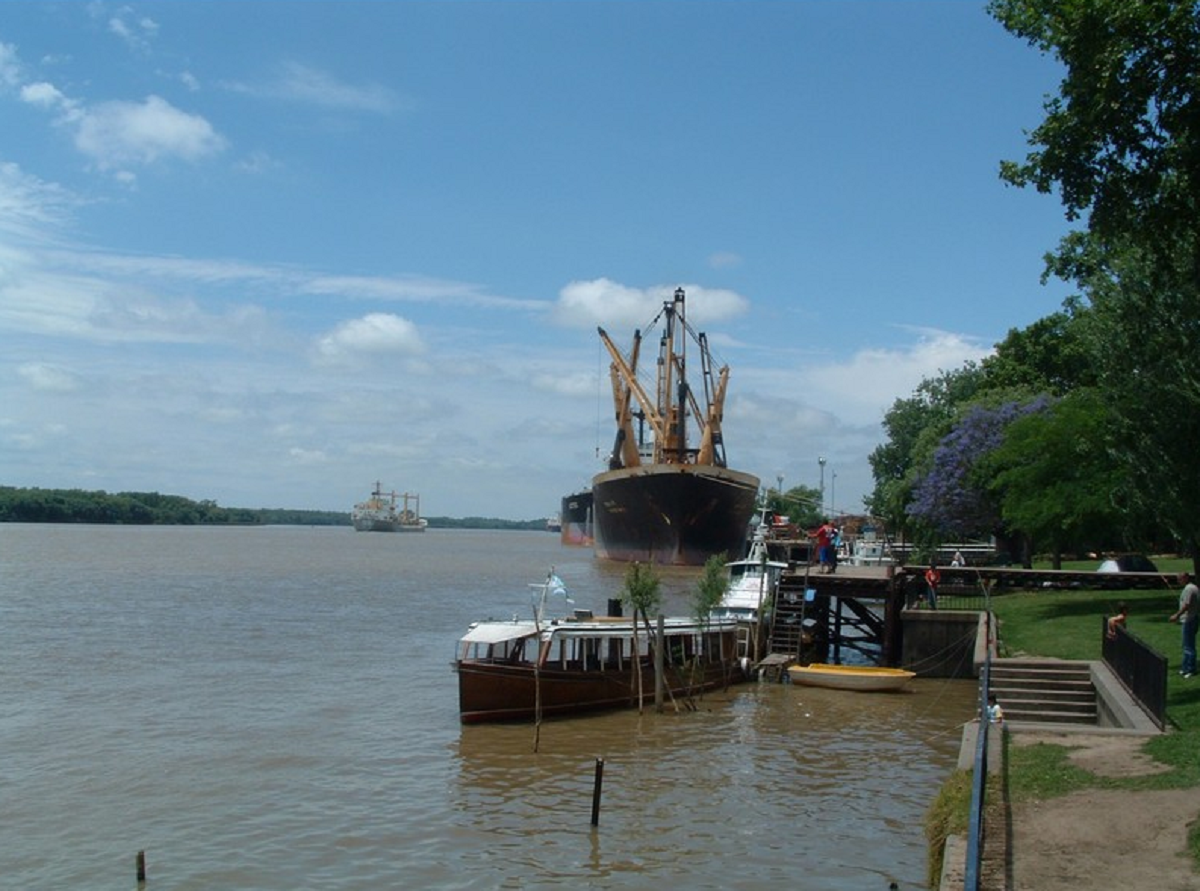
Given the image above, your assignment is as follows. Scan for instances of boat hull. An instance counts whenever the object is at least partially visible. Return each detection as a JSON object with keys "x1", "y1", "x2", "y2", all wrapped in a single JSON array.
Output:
[
  {"x1": 458, "y1": 660, "x2": 744, "y2": 724},
  {"x1": 591, "y1": 464, "x2": 760, "y2": 565},
  {"x1": 559, "y1": 490, "x2": 594, "y2": 547},
  {"x1": 787, "y1": 663, "x2": 915, "y2": 692}
]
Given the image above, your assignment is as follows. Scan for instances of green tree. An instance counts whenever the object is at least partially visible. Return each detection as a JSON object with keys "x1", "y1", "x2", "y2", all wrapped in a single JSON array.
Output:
[
  {"x1": 694, "y1": 554, "x2": 727, "y2": 629},
  {"x1": 767, "y1": 485, "x2": 823, "y2": 529},
  {"x1": 979, "y1": 305, "x2": 1096, "y2": 398},
  {"x1": 991, "y1": 0, "x2": 1200, "y2": 571},
  {"x1": 622, "y1": 561, "x2": 663, "y2": 713},
  {"x1": 984, "y1": 389, "x2": 1127, "y2": 566}
]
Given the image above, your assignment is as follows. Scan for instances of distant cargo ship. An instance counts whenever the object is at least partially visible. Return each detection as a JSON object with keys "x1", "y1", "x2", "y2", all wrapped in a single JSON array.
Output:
[
  {"x1": 592, "y1": 287, "x2": 759, "y2": 565},
  {"x1": 351, "y1": 482, "x2": 427, "y2": 532},
  {"x1": 559, "y1": 489, "x2": 594, "y2": 547}
]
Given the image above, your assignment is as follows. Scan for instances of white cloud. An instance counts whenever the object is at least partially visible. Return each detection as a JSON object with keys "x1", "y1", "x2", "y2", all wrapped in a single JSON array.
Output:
[
  {"x1": 0, "y1": 161, "x2": 78, "y2": 240},
  {"x1": 552, "y1": 278, "x2": 749, "y2": 331},
  {"x1": 17, "y1": 362, "x2": 81, "y2": 392},
  {"x1": 108, "y1": 10, "x2": 159, "y2": 51},
  {"x1": 227, "y1": 61, "x2": 401, "y2": 114},
  {"x1": 0, "y1": 42, "x2": 22, "y2": 88},
  {"x1": 315, "y1": 313, "x2": 425, "y2": 364},
  {"x1": 20, "y1": 81, "x2": 71, "y2": 109},
  {"x1": 805, "y1": 328, "x2": 991, "y2": 422},
  {"x1": 74, "y1": 95, "x2": 226, "y2": 170},
  {"x1": 531, "y1": 370, "x2": 597, "y2": 398},
  {"x1": 301, "y1": 274, "x2": 540, "y2": 310},
  {"x1": 287, "y1": 447, "x2": 328, "y2": 465}
]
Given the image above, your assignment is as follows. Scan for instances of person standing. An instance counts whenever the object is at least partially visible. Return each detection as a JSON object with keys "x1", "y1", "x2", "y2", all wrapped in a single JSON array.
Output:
[
  {"x1": 808, "y1": 520, "x2": 837, "y2": 574},
  {"x1": 923, "y1": 563, "x2": 941, "y2": 610},
  {"x1": 1168, "y1": 572, "x2": 1199, "y2": 678}
]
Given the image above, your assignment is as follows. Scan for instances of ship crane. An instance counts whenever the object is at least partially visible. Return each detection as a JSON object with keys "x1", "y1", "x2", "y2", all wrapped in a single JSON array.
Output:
[
  {"x1": 589, "y1": 286, "x2": 758, "y2": 566},
  {"x1": 597, "y1": 287, "x2": 730, "y2": 471}
]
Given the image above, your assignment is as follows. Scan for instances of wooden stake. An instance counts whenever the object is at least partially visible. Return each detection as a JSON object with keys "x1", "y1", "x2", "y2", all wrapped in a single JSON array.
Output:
[
  {"x1": 136, "y1": 850, "x2": 146, "y2": 884},
  {"x1": 590, "y1": 758, "x2": 605, "y2": 826}
]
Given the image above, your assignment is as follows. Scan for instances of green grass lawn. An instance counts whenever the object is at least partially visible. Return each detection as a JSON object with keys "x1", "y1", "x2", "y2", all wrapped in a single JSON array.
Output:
[{"x1": 986, "y1": 561, "x2": 1200, "y2": 865}]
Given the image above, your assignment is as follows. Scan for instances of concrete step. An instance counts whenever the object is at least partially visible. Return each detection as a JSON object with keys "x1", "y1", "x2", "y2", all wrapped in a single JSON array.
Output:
[
  {"x1": 995, "y1": 695, "x2": 1096, "y2": 715},
  {"x1": 1003, "y1": 705, "x2": 1098, "y2": 724},
  {"x1": 988, "y1": 667, "x2": 1094, "y2": 682},
  {"x1": 989, "y1": 658, "x2": 1098, "y2": 726},
  {"x1": 988, "y1": 682, "x2": 1094, "y2": 696},
  {"x1": 993, "y1": 687, "x2": 1095, "y2": 707}
]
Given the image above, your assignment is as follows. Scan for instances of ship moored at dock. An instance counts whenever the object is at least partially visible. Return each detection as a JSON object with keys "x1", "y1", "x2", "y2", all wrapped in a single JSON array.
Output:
[{"x1": 591, "y1": 287, "x2": 759, "y2": 565}]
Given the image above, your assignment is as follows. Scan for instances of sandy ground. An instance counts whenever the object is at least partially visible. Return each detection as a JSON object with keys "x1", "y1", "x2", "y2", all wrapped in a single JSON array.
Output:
[{"x1": 1005, "y1": 732, "x2": 1200, "y2": 890}]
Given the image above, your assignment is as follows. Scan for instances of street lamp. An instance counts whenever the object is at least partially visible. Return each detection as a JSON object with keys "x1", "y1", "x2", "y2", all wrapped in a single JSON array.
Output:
[
  {"x1": 818, "y1": 456, "x2": 826, "y2": 517},
  {"x1": 831, "y1": 470, "x2": 837, "y2": 519}
]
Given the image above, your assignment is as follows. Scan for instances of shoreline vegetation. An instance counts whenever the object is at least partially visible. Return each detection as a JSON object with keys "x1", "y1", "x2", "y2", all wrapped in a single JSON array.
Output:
[{"x1": 0, "y1": 486, "x2": 549, "y2": 530}]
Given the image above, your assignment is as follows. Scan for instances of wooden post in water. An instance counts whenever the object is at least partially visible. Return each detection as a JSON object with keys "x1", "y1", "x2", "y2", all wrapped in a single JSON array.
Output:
[
  {"x1": 136, "y1": 850, "x2": 146, "y2": 884},
  {"x1": 590, "y1": 758, "x2": 605, "y2": 826},
  {"x1": 654, "y1": 613, "x2": 665, "y2": 712}
]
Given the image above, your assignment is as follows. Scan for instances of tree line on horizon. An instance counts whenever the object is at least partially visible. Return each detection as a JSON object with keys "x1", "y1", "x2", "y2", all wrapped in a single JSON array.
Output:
[
  {"x1": 867, "y1": 2, "x2": 1200, "y2": 574},
  {"x1": 0, "y1": 486, "x2": 549, "y2": 530}
]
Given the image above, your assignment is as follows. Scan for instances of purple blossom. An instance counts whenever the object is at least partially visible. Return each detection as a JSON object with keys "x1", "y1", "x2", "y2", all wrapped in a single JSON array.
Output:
[{"x1": 907, "y1": 397, "x2": 1050, "y2": 538}]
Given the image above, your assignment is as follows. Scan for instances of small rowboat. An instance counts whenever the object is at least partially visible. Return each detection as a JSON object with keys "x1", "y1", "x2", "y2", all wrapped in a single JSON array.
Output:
[{"x1": 787, "y1": 663, "x2": 915, "y2": 692}]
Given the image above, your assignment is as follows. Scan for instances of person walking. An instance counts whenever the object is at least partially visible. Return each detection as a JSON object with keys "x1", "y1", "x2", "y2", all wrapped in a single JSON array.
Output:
[{"x1": 1168, "y1": 572, "x2": 1199, "y2": 678}]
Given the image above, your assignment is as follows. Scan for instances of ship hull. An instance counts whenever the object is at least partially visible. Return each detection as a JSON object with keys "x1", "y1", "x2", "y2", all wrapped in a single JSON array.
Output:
[
  {"x1": 559, "y1": 490, "x2": 594, "y2": 547},
  {"x1": 352, "y1": 516, "x2": 398, "y2": 533},
  {"x1": 591, "y1": 465, "x2": 760, "y2": 565}
]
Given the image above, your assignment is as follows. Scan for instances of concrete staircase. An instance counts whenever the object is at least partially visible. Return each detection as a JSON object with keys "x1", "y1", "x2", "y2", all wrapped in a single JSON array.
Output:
[{"x1": 989, "y1": 658, "x2": 1097, "y2": 725}]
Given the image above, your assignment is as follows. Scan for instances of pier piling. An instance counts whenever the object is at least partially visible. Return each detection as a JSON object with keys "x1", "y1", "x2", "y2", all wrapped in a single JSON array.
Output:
[
  {"x1": 590, "y1": 758, "x2": 605, "y2": 826},
  {"x1": 136, "y1": 850, "x2": 146, "y2": 884}
]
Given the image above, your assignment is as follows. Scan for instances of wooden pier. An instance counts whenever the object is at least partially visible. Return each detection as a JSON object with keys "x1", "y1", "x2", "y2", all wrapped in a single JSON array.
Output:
[{"x1": 756, "y1": 562, "x2": 1176, "y2": 675}]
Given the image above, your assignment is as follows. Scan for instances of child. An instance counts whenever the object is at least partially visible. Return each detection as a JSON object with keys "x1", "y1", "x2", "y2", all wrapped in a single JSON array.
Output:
[
  {"x1": 986, "y1": 693, "x2": 1004, "y2": 724},
  {"x1": 1106, "y1": 602, "x2": 1128, "y2": 640}
]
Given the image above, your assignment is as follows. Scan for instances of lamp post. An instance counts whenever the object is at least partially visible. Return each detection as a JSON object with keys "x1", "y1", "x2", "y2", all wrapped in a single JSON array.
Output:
[
  {"x1": 818, "y1": 456, "x2": 826, "y2": 517},
  {"x1": 831, "y1": 470, "x2": 837, "y2": 519}
]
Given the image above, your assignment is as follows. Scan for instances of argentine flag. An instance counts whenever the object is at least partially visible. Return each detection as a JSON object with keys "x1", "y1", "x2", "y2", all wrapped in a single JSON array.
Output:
[{"x1": 548, "y1": 573, "x2": 573, "y2": 604}]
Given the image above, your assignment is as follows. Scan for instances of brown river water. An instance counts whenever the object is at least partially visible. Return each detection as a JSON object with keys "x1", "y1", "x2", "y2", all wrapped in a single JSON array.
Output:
[{"x1": 0, "y1": 524, "x2": 978, "y2": 889}]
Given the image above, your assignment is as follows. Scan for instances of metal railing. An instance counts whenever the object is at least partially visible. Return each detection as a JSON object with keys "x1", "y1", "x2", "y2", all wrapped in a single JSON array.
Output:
[
  {"x1": 963, "y1": 611, "x2": 992, "y2": 891},
  {"x1": 1101, "y1": 618, "x2": 1167, "y2": 729}
]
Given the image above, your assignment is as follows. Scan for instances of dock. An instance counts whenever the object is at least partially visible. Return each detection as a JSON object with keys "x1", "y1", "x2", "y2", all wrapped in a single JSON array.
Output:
[{"x1": 754, "y1": 562, "x2": 1176, "y2": 677}]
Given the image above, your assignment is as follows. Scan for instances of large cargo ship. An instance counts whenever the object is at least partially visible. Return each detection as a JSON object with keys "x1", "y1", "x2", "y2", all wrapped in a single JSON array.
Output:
[
  {"x1": 592, "y1": 287, "x2": 759, "y2": 565},
  {"x1": 351, "y1": 482, "x2": 427, "y2": 532},
  {"x1": 559, "y1": 489, "x2": 594, "y2": 547}
]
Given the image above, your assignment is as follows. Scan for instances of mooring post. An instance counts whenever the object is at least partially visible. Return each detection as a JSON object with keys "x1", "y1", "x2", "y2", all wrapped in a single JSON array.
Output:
[
  {"x1": 590, "y1": 757, "x2": 605, "y2": 826},
  {"x1": 136, "y1": 850, "x2": 146, "y2": 884},
  {"x1": 654, "y1": 613, "x2": 665, "y2": 712}
]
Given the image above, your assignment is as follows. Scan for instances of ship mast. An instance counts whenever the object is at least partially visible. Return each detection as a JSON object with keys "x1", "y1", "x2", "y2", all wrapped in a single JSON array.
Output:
[{"x1": 597, "y1": 287, "x2": 730, "y2": 470}]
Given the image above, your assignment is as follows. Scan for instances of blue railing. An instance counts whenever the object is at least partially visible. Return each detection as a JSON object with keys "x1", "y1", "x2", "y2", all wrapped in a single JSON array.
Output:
[{"x1": 963, "y1": 611, "x2": 992, "y2": 891}]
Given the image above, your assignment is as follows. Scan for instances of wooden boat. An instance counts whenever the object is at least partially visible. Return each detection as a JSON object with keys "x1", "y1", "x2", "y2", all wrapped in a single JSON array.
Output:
[
  {"x1": 786, "y1": 662, "x2": 915, "y2": 692},
  {"x1": 455, "y1": 576, "x2": 748, "y2": 723}
]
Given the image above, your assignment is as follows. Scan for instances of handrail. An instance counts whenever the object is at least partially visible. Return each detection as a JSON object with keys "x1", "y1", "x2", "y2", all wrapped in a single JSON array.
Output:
[{"x1": 963, "y1": 610, "x2": 993, "y2": 890}]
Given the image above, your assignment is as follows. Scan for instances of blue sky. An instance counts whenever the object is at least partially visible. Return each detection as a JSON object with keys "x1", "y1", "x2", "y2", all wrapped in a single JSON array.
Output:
[{"x1": 0, "y1": 1, "x2": 1072, "y2": 520}]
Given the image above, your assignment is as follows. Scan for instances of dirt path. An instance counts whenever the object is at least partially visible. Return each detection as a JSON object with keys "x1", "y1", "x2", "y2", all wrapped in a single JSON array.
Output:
[{"x1": 1006, "y1": 732, "x2": 1200, "y2": 890}]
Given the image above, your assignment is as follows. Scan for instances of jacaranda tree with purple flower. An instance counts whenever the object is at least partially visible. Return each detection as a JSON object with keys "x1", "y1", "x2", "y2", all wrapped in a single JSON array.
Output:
[{"x1": 907, "y1": 397, "x2": 1051, "y2": 542}]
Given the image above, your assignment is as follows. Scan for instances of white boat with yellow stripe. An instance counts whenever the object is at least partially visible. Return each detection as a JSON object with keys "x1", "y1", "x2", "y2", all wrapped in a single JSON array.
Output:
[{"x1": 787, "y1": 662, "x2": 915, "y2": 692}]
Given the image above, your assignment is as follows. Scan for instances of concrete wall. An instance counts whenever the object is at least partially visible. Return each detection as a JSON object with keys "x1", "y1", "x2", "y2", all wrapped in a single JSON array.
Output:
[{"x1": 901, "y1": 609, "x2": 981, "y2": 678}]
